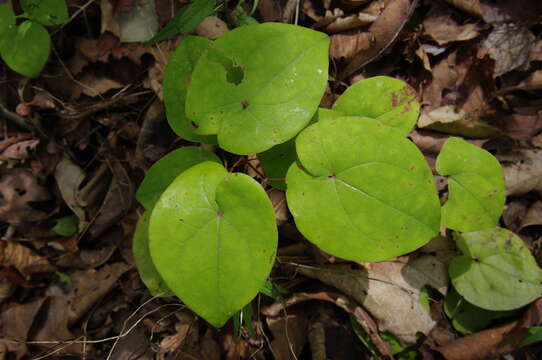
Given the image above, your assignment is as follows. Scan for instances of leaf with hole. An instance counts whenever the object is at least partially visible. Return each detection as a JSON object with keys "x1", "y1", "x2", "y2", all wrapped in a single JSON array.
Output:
[
  {"x1": 186, "y1": 22, "x2": 329, "y2": 154},
  {"x1": 450, "y1": 228, "x2": 542, "y2": 311},
  {"x1": 1, "y1": 21, "x2": 51, "y2": 78},
  {"x1": 149, "y1": 161, "x2": 277, "y2": 326},
  {"x1": 21, "y1": 0, "x2": 68, "y2": 26},
  {"x1": 436, "y1": 137, "x2": 505, "y2": 232},
  {"x1": 136, "y1": 146, "x2": 221, "y2": 210},
  {"x1": 133, "y1": 212, "x2": 173, "y2": 297},
  {"x1": 163, "y1": 36, "x2": 217, "y2": 143},
  {"x1": 286, "y1": 117, "x2": 440, "y2": 262},
  {"x1": 332, "y1": 76, "x2": 419, "y2": 136}
]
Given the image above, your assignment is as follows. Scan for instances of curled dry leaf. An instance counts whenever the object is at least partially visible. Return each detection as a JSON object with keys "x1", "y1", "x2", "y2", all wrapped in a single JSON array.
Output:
[
  {"x1": 330, "y1": 31, "x2": 374, "y2": 60},
  {"x1": 1, "y1": 139, "x2": 39, "y2": 160},
  {"x1": 0, "y1": 169, "x2": 51, "y2": 224},
  {"x1": 435, "y1": 297, "x2": 542, "y2": 360},
  {"x1": 340, "y1": 0, "x2": 416, "y2": 80},
  {"x1": 55, "y1": 156, "x2": 87, "y2": 222},
  {"x1": 266, "y1": 308, "x2": 309, "y2": 360},
  {"x1": 292, "y1": 254, "x2": 449, "y2": 345},
  {"x1": 267, "y1": 188, "x2": 288, "y2": 226},
  {"x1": 0, "y1": 241, "x2": 55, "y2": 277}
]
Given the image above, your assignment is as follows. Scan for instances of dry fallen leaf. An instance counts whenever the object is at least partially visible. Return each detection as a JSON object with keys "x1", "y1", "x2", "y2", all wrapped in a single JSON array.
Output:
[
  {"x1": 196, "y1": 16, "x2": 229, "y2": 40},
  {"x1": 0, "y1": 169, "x2": 51, "y2": 224},
  {"x1": 0, "y1": 241, "x2": 55, "y2": 277},
  {"x1": 293, "y1": 254, "x2": 449, "y2": 345},
  {"x1": 54, "y1": 156, "x2": 87, "y2": 222},
  {"x1": 423, "y1": 3, "x2": 481, "y2": 45},
  {"x1": 504, "y1": 148, "x2": 542, "y2": 196},
  {"x1": 266, "y1": 308, "x2": 309, "y2": 360}
]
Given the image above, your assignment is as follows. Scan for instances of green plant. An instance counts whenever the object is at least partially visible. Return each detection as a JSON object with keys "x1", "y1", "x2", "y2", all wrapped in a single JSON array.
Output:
[
  {"x1": 0, "y1": 1, "x2": 67, "y2": 77},
  {"x1": 134, "y1": 23, "x2": 542, "y2": 330}
]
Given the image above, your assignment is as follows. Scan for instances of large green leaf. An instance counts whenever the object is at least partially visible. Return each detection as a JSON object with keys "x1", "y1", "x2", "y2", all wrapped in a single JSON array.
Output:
[
  {"x1": 186, "y1": 23, "x2": 329, "y2": 154},
  {"x1": 149, "y1": 162, "x2": 277, "y2": 326},
  {"x1": 444, "y1": 287, "x2": 517, "y2": 334},
  {"x1": 133, "y1": 212, "x2": 173, "y2": 297},
  {"x1": 450, "y1": 228, "x2": 542, "y2": 311},
  {"x1": 286, "y1": 117, "x2": 440, "y2": 262},
  {"x1": 163, "y1": 36, "x2": 217, "y2": 143},
  {"x1": 136, "y1": 146, "x2": 220, "y2": 210},
  {"x1": 0, "y1": 5, "x2": 15, "y2": 50},
  {"x1": 21, "y1": 0, "x2": 68, "y2": 26},
  {"x1": 1, "y1": 21, "x2": 50, "y2": 78},
  {"x1": 145, "y1": 0, "x2": 215, "y2": 46},
  {"x1": 436, "y1": 137, "x2": 505, "y2": 232},
  {"x1": 332, "y1": 76, "x2": 419, "y2": 137}
]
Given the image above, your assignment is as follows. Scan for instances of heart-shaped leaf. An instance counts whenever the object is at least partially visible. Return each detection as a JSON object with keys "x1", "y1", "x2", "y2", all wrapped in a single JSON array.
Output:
[
  {"x1": 450, "y1": 228, "x2": 542, "y2": 311},
  {"x1": 163, "y1": 36, "x2": 217, "y2": 143},
  {"x1": 258, "y1": 108, "x2": 341, "y2": 190},
  {"x1": 332, "y1": 76, "x2": 419, "y2": 136},
  {"x1": 1, "y1": 21, "x2": 50, "y2": 78},
  {"x1": 149, "y1": 162, "x2": 277, "y2": 326},
  {"x1": 136, "y1": 146, "x2": 220, "y2": 210},
  {"x1": 133, "y1": 212, "x2": 173, "y2": 297},
  {"x1": 286, "y1": 117, "x2": 440, "y2": 262},
  {"x1": 21, "y1": 0, "x2": 68, "y2": 26},
  {"x1": 186, "y1": 22, "x2": 329, "y2": 154},
  {"x1": 436, "y1": 137, "x2": 505, "y2": 232}
]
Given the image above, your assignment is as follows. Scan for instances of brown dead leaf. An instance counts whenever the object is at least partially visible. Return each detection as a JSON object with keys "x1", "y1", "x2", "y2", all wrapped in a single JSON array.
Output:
[
  {"x1": 292, "y1": 254, "x2": 449, "y2": 345},
  {"x1": 480, "y1": 24, "x2": 536, "y2": 77},
  {"x1": 330, "y1": 31, "x2": 374, "y2": 60},
  {"x1": 1, "y1": 139, "x2": 39, "y2": 160},
  {"x1": 340, "y1": 0, "x2": 416, "y2": 80},
  {"x1": 263, "y1": 290, "x2": 393, "y2": 357},
  {"x1": 324, "y1": 11, "x2": 377, "y2": 33},
  {"x1": 418, "y1": 105, "x2": 501, "y2": 138},
  {"x1": 67, "y1": 262, "x2": 131, "y2": 325},
  {"x1": 267, "y1": 189, "x2": 288, "y2": 226},
  {"x1": 2, "y1": 297, "x2": 46, "y2": 359},
  {"x1": 503, "y1": 148, "x2": 542, "y2": 196},
  {"x1": 519, "y1": 200, "x2": 542, "y2": 230},
  {"x1": 423, "y1": 4, "x2": 481, "y2": 45},
  {"x1": 0, "y1": 169, "x2": 51, "y2": 224},
  {"x1": 196, "y1": 16, "x2": 229, "y2": 40},
  {"x1": 266, "y1": 308, "x2": 309, "y2": 360},
  {"x1": 55, "y1": 156, "x2": 87, "y2": 222},
  {"x1": 73, "y1": 72, "x2": 125, "y2": 98},
  {"x1": 199, "y1": 327, "x2": 221, "y2": 360},
  {"x1": 435, "y1": 297, "x2": 542, "y2": 360},
  {"x1": 0, "y1": 241, "x2": 55, "y2": 277}
]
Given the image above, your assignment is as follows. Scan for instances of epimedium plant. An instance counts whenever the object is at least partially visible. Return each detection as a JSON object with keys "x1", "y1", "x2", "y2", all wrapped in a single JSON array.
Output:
[
  {"x1": 133, "y1": 22, "x2": 542, "y2": 330},
  {"x1": 0, "y1": 0, "x2": 68, "y2": 78}
]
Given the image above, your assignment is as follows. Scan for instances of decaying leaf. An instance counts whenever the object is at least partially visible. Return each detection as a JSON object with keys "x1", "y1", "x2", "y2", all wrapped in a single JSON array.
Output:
[
  {"x1": 196, "y1": 16, "x2": 229, "y2": 39},
  {"x1": 292, "y1": 254, "x2": 449, "y2": 345},
  {"x1": 0, "y1": 169, "x2": 51, "y2": 224},
  {"x1": 423, "y1": 3, "x2": 481, "y2": 45},
  {"x1": 0, "y1": 241, "x2": 55, "y2": 276},
  {"x1": 54, "y1": 156, "x2": 87, "y2": 221},
  {"x1": 504, "y1": 148, "x2": 542, "y2": 196},
  {"x1": 266, "y1": 308, "x2": 309, "y2": 360}
]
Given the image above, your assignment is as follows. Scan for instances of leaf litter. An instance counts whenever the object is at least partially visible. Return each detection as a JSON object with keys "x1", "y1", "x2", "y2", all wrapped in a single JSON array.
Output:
[{"x1": 0, "y1": 0, "x2": 541, "y2": 358}]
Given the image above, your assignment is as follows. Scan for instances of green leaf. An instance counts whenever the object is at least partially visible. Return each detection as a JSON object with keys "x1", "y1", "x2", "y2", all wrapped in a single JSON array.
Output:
[
  {"x1": 444, "y1": 287, "x2": 517, "y2": 334},
  {"x1": 52, "y1": 215, "x2": 78, "y2": 236},
  {"x1": 450, "y1": 228, "x2": 542, "y2": 311},
  {"x1": 520, "y1": 326, "x2": 542, "y2": 347},
  {"x1": 286, "y1": 117, "x2": 440, "y2": 262},
  {"x1": 133, "y1": 212, "x2": 173, "y2": 297},
  {"x1": 349, "y1": 315, "x2": 379, "y2": 357},
  {"x1": 237, "y1": 15, "x2": 258, "y2": 26},
  {"x1": 0, "y1": 5, "x2": 16, "y2": 50},
  {"x1": 149, "y1": 162, "x2": 278, "y2": 327},
  {"x1": 163, "y1": 36, "x2": 217, "y2": 143},
  {"x1": 259, "y1": 280, "x2": 287, "y2": 299},
  {"x1": 332, "y1": 76, "x2": 419, "y2": 137},
  {"x1": 21, "y1": 0, "x2": 68, "y2": 26},
  {"x1": 1, "y1": 21, "x2": 51, "y2": 78},
  {"x1": 258, "y1": 140, "x2": 296, "y2": 190},
  {"x1": 186, "y1": 23, "x2": 329, "y2": 154},
  {"x1": 144, "y1": 0, "x2": 216, "y2": 46},
  {"x1": 436, "y1": 137, "x2": 505, "y2": 232},
  {"x1": 136, "y1": 146, "x2": 220, "y2": 210}
]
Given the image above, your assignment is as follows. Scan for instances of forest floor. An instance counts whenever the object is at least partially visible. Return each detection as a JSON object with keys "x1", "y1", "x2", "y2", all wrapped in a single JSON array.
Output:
[{"x1": 1, "y1": 0, "x2": 542, "y2": 359}]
